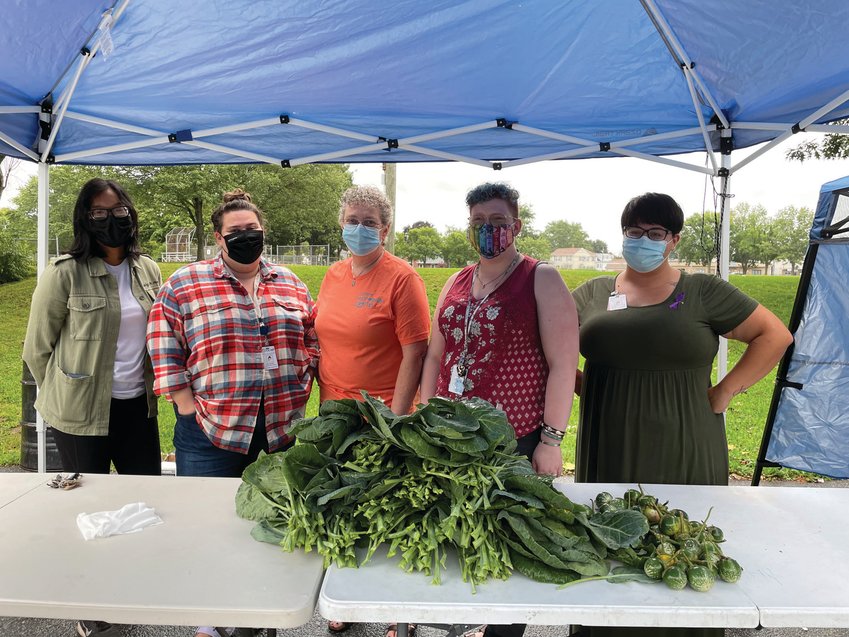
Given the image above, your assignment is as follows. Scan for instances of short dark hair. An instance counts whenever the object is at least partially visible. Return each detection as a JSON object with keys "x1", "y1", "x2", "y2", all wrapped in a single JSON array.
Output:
[
  {"x1": 465, "y1": 182, "x2": 520, "y2": 217},
  {"x1": 621, "y1": 192, "x2": 684, "y2": 234},
  {"x1": 68, "y1": 178, "x2": 142, "y2": 261},
  {"x1": 211, "y1": 188, "x2": 265, "y2": 233}
]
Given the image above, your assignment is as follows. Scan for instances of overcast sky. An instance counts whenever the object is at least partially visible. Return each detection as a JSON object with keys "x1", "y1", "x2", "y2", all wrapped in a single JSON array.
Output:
[
  {"x1": 4, "y1": 136, "x2": 849, "y2": 254},
  {"x1": 351, "y1": 136, "x2": 849, "y2": 253}
]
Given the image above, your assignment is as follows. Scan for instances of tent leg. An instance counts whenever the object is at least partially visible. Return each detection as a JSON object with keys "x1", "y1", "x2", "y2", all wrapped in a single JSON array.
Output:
[
  {"x1": 717, "y1": 132, "x2": 732, "y2": 380},
  {"x1": 36, "y1": 162, "x2": 50, "y2": 473}
]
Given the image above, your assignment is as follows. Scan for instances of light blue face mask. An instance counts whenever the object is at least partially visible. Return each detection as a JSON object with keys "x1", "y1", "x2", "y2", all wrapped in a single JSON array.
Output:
[
  {"x1": 342, "y1": 223, "x2": 382, "y2": 256},
  {"x1": 622, "y1": 235, "x2": 669, "y2": 273}
]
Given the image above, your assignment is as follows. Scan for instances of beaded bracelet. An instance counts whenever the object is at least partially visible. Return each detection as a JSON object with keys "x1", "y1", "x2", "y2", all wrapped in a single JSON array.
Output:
[{"x1": 538, "y1": 437, "x2": 561, "y2": 447}]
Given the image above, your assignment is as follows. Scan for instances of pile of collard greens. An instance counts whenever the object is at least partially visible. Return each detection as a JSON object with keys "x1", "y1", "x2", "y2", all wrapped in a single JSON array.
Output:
[{"x1": 235, "y1": 394, "x2": 650, "y2": 587}]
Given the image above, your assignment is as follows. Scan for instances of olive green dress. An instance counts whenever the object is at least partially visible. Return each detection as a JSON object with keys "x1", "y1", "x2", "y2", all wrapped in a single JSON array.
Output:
[{"x1": 571, "y1": 272, "x2": 758, "y2": 637}]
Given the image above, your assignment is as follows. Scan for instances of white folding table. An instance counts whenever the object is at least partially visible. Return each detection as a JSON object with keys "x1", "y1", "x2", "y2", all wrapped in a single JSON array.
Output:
[
  {"x1": 0, "y1": 473, "x2": 324, "y2": 629},
  {"x1": 319, "y1": 482, "x2": 849, "y2": 629}
]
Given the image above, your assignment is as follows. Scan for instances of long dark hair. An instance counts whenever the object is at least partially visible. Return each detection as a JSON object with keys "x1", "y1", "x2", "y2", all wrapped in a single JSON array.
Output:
[{"x1": 67, "y1": 178, "x2": 142, "y2": 261}]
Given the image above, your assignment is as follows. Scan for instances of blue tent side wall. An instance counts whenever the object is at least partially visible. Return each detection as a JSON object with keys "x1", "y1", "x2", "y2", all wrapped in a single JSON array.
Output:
[{"x1": 754, "y1": 177, "x2": 849, "y2": 482}]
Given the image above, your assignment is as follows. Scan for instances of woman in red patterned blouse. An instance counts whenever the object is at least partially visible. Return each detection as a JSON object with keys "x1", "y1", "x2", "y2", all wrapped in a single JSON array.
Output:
[{"x1": 420, "y1": 182, "x2": 579, "y2": 477}]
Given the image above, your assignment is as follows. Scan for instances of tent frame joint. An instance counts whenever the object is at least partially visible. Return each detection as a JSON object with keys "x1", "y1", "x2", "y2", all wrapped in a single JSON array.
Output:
[
  {"x1": 599, "y1": 141, "x2": 611, "y2": 152},
  {"x1": 791, "y1": 122, "x2": 803, "y2": 134},
  {"x1": 281, "y1": 159, "x2": 291, "y2": 168},
  {"x1": 492, "y1": 162, "x2": 502, "y2": 171},
  {"x1": 168, "y1": 129, "x2": 194, "y2": 143},
  {"x1": 496, "y1": 118, "x2": 515, "y2": 129},
  {"x1": 717, "y1": 167, "x2": 729, "y2": 178},
  {"x1": 720, "y1": 135, "x2": 733, "y2": 155},
  {"x1": 279, "y1": 114, "x2": 290, "y2": 124}
]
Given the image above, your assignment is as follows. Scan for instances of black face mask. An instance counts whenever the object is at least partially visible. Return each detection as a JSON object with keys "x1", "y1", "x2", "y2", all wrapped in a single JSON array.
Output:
[
  {"x1": 90, "y1": 215, "x2": 134, "y2": 248},
  {"x1": 224, "y1": 229, "x2": 264, "y2": 265}
]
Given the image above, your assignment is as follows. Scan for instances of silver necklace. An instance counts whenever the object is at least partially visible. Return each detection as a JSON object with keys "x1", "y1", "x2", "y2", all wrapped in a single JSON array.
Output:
[
  {"x1": 474, "y1": 253, "x2": 521, "y2": 292},
  {"x1": 351, "y1": 250, "x2": 384, "y2": 287}
]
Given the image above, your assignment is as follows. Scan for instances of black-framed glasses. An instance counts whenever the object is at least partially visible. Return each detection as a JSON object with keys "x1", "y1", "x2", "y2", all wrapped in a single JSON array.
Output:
[
  {"x1": 89, "y1": 206, "x2": 130, "y2": 221},
  {"x1": 623, "y1": 226, "x2": 671, "y2": 241}
]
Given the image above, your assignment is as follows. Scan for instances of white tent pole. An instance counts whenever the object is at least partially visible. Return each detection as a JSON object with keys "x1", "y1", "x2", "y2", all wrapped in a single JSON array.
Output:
[
  {"x1": 66, "y1": 111, "x2": 163, "y2": 136},
  {"x1": 40, "y1": 51, "x2": 90, "y2": 161},
  {"x1": 289, "y1": 143, "x2": 396, "y2": 166},
  {"x1": 52, "y1": 2, "x2": 130, "y2": 112},
  {"x1": 717, "y1": 128, "x2": 733, "y2": 381},
  {"x1": 398, "y1": 144, "x2": 495, "y2": 168},
  {"x1": 55, "y1": 136, "x2": 171, "y2": 163},
  {"x1": 36, "y1": 162, "x2": 50, "y2": 473},
  {"x1": 286, "y1": 117, "x2": 377, "y2": 142},
  {"x1": 506, "y1": 144, "x2": 715, "y2": 174},
  {"x1": 609, "y1": 148, "x2": 715, "y2": 175},
  {"x1": 0, "y1": 131, "x2": 40, "y2": 160},
  {"x1": 0, "y1": 106, "x2": 40, "y2": 114},
  {"x1": 733, "y1": 86, "x2": 849, "y2": 174},
  {"x1": 681, "y1": 68, "x2": 719, "y2": 172},
  {"x1": 641, "y1": 0, "x2": 729, "y2": 129},
  {"x1": 396, "y1": 121, "x2": 497, "y2": 145},
  {"x1": 184, "y1": 141, "x2": 281, "y2": 165},
  {"x1": 804, "y1": 124, "x2": 849, "y2": 134},
  {"x1": 512, "y1": 123, "x2": 712, "y2": 152}
]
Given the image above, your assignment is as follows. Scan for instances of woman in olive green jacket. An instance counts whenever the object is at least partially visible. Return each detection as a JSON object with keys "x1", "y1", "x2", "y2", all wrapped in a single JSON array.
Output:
[{"x1": 23, "y1": 178, "x2": 162, "y2": 477}]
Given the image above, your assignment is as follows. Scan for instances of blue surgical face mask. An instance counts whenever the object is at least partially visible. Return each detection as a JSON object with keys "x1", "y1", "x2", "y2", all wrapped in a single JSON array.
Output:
[
  {"x1": 342, "y1": 223, "x2": 382, "y2": 256},
  {"x1": 622, "y1": 235, "x2": 669, "y2": 273}
]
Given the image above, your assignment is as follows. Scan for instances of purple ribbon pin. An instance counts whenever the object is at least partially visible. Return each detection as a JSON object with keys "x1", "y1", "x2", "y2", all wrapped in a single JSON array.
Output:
[{"x1": 669, "y1": 292, "x2": 685, "y2": 310}]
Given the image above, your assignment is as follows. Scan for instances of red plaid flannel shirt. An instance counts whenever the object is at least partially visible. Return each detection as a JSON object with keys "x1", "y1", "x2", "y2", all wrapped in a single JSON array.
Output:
[{"x1": 147, "y1": 255, "x2": 318, "y2": 453}]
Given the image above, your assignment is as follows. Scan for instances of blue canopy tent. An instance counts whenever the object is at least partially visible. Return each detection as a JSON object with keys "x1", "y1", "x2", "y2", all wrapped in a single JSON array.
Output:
[
  {"x1": 4, "y1": 0, "x2": 849, "y2": 471},
  {"x1": 754, "y1": 176, "x2": 849, "y2": 482}
]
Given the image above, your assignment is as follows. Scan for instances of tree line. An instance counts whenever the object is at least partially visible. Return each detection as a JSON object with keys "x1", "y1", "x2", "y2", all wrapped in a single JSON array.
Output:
[
  {"x1": 0, "y1": 159, "x2": 824, "y2": 281},
  {"x1": 394, "y1": 204, "x2": 610, "y2": 267},
  {"x1": 677, "y1": 203, "x2": 813, "y2": 275},
  {"x1": 1, "y1": 163, "x2": 353, "y2": 262}
]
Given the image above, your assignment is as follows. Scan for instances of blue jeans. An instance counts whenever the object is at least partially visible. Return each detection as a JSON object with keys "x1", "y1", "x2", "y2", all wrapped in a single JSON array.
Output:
[{"x1": 173, "y1": 403, "x2": 286, "y2": 477}]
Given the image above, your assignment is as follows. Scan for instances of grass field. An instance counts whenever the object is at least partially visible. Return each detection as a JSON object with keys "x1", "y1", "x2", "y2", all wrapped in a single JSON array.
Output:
[{"x1": 0, "y1": 264, "x2": 811, "y2": 481}]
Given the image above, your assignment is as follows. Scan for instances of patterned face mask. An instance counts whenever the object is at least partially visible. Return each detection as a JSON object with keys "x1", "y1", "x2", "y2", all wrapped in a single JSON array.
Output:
[{"x1": 467, "y1": 222, "x2": 517, "y2": 259}]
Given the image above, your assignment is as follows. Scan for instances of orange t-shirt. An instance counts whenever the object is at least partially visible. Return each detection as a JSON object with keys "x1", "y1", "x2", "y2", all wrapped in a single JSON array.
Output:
[{"x1": 315, "y1": 252, "x2": 431, "y2": 406}]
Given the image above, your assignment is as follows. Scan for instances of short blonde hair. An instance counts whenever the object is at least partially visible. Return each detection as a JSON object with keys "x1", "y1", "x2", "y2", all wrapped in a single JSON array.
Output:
[{"x1": 338, "y1": 185, "x2": 393, "y2": 225}]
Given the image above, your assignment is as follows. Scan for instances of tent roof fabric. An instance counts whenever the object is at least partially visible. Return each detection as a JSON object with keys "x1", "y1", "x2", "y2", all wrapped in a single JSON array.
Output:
[{"x1": 3, "y1": 1, "x2": 849, "y2": 168}]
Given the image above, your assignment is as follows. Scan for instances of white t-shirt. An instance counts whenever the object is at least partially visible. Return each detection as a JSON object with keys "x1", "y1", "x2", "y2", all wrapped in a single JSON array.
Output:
[{"x1": 105, "y1": 260, "x2": 147, "y2": 399}]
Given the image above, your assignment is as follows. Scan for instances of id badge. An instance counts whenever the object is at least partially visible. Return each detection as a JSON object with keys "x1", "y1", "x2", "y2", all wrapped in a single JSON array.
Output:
[
  {"x1": 448, "y1": 364, "x2": 465, "y2": 395},
  {"x1": 607, "y1": 293, "x2": 627, "y2": 311},
  {"x1": 261, "y1": 345, "x2": 279, "y2": 370}
]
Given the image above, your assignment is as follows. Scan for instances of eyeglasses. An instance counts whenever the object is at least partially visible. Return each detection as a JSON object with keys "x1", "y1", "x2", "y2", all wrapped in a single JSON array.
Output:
[
  {"x1": 623, "y1": 226, "x2": 671, "y2": 241},
  {"x1": 470, "y1": 215, "x2": 513, "y2": 226},
  {"x1": 344, "y1": 220, "x2": 382, "y2": 229},
  {"x1": 89, "y1": 206, "x2": 130, "y2": 221}
]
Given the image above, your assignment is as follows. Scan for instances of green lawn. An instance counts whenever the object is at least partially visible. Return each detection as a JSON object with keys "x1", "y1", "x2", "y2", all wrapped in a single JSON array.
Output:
[{"x1": 0, "y1": 264, "x2": 812, "y2": 481}]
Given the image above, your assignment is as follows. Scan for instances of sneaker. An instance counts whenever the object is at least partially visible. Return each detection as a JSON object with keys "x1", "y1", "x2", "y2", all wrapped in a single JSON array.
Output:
[{"x1": 76, "y1": 620, "x2": 117, "y2": 636}]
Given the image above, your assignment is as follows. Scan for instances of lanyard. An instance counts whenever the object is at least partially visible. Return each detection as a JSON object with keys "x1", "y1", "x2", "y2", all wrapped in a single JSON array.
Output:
[{"x1": 457, "y1": 291, "x2": 492, "y2": 375}]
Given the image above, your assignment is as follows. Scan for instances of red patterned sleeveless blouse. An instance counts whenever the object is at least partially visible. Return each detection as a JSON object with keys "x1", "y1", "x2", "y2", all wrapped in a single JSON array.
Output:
[{"x1": 435, "y1": 256, "x2": 548, "y2": 438}]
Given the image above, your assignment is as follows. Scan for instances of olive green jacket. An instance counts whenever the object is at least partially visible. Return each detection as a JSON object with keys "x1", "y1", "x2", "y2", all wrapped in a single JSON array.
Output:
[{"x1": 22, "y1": 254, "x2": 162, "y2": 435}]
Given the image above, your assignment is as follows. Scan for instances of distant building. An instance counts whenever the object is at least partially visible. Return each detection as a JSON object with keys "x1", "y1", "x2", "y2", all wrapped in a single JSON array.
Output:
[{"x1": 550, "y1": 247, "x2": 610, "y2": 270}]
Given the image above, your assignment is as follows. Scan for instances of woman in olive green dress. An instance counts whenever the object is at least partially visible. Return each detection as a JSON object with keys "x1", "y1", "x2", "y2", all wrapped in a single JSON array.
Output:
[{"x1": 572, "y1": 193, "x2": 792, "y2": 637}]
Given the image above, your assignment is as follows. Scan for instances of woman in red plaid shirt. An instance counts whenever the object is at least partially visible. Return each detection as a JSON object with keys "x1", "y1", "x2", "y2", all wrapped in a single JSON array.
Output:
[{"x1": 147, "y1": 189, "x2": 318, "y2": 478}]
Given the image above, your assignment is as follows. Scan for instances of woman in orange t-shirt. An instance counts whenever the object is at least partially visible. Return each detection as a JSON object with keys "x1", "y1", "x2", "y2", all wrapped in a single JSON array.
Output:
[{"x1": 316, "y1": 185, "x2": 430, "y2": 636}]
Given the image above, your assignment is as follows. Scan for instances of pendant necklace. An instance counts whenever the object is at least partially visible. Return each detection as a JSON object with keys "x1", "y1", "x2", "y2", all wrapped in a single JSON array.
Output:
[
  {"x1": 473, "y1": 252, "x2": 521, "y2": 293},
  {"x1": 351, "y1": 250, "x2": 384, "y2": 287}
]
